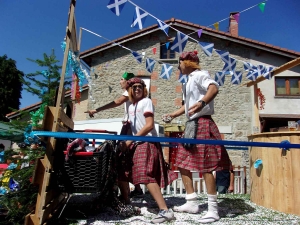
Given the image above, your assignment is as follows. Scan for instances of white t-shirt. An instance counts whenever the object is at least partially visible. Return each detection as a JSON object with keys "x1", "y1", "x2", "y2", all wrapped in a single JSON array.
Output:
[
  {"x1": 128, "y1": 98, "x2": 158, "y2": 136},
  {"x1": 122, "y1": 90, "x2": 131, "y2": 122},
  {"x1": 182, "y1": 70, "x2": 219, "y2": 120}
]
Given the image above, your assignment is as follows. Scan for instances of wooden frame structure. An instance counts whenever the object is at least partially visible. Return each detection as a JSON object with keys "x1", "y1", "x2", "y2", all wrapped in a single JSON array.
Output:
[
  {"x1": 25, "y1": 0, "x2": 78, "y2": 224},
  {"x1": 243, "y1": 56, "x2": 300, "y2": 133}
]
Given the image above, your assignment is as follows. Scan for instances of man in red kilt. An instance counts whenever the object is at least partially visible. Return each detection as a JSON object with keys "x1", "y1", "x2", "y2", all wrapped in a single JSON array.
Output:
[
  {"x1": 164, "y1": 51, "x2": 231, "y2": 223},
  {"x1": 120, "y1": 77, "x2": 177, "y2": 223}
]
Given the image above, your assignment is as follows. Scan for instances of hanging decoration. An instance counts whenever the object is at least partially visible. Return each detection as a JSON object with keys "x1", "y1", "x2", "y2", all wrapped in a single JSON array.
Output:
[
  {"x1": 257, "y1": 88, "x2": 266, "y2": 109},
  {"x1": 75, "y1": 78, "x2": 81, "y2": 104},
  {"x1": 157, "y1": 19, "x2": 169, "y2": 36},
  {"x1": 263, "y1": 67, "x2": 274, "y2": 80},
  {"x1": 107, "y1": 0, "x2": 127, "y2": 16},
  {"x1": 160, "y1": 64, "x2": 173, "y2": 80},
  {"x1": 198, "y1": 42, "x2": 214, "y2": 57},
  {"x1": 232, "y1": 13, "x2": 240, "y2": 23},
  {"x1": 197, "y1": 29, "x2": 202, "y2": 38},
  {"x1": 213, "y1": 22, "x2": 219, "y2": 31},
  {"x1": 131, "y1": 7, "x2": 148, "y2": 29},
  {"x1": 170, "y1": 32, "x2": 189, "y2": 53},
  {"x1": 131, "y1": 51, "x2": 143, "y2": 63},
  {"x1": 146, "y1": 58, "x2": 156, "y2": 73},
  {"x1": 152, "y1": 47, "x2": 157, "y2": 55},
  {"x1": 231, "y1": 71, "x2": 243, "y2": 84},
  {"x1": 215, "y1": 72, "x2": 226, "y2": 86},
  {"x1": 258, "y1": 2, "x2": 266, "y2": 12},
  {"x1": 30, "y1": 103, "x2": 47, "y2": 128},
  {"x1": 178, "y1": 73, "x2": 188, "y2": 83}
]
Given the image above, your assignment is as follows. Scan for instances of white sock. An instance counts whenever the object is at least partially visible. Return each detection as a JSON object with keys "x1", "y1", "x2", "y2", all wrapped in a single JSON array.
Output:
[
  {"x1": 199, "y1": 194, "x2": 219, "y2": 223},
  {"x1": 173, "y1": 192, "x2": 199, "y2": 213}
]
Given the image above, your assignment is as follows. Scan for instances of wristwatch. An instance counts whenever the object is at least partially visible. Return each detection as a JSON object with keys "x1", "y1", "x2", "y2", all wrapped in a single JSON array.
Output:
[{"x1": 198, "y1": 100, "x2": 207, "y2": 107}]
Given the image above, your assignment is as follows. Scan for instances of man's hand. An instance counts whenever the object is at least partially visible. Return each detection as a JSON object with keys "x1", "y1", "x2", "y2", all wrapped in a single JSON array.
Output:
[
  {"x1": 188, "y1": 102, "x2": 203, "y2": 116},
  {"x1": 162, "y1": 114, "x2": 174, "y2": 123},
  {"x1": 84, "y1": 109, "x2": 97, "y2": 118}
]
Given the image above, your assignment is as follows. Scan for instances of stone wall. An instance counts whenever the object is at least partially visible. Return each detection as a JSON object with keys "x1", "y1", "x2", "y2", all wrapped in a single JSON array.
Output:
[{"x1": 86, "y1": 28, "x2": 257, "y2": 190}]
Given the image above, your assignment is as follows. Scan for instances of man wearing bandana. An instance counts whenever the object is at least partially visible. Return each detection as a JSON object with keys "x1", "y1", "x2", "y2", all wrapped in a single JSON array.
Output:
[{"x1": 163, "y1": 51, "x2": 231, "y2": 223}]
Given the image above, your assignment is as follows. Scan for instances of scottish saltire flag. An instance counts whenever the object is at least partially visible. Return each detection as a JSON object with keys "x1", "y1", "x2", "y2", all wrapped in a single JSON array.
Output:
[
  {"x1": 249, "y1": 65, "x2": 266, "y2": 78},
  {"x1": 146, "y1": 58, "x2": 156, "y2": 73},
  {"x1": 246, "y1": 70, "x2": 258, "y2": 81},
  {"x1": 131, "y1": 51, "x2": 142, "y2": 63},
  {"x1": 215, "y1": 72, "x2": 226, "y2": 86},
  {"x1": 243, "y1": 61, "x2": 256, "y2": 71},
  {"x1": 131, "y1": 7, "x2": 148, "y2": 30},
  {"x1": 263, "y1": 66, "x2": 274, "y2": 80},
  {"x1": 178, "y1": 73, "x2": 188, "y2": 83},
  {"x1": 107, "y1": 0, "x2": 127, "y2": 16},
  {"x1": 215, "y1": 50, "x2": 230, "y2": 62},
  {"x1": 198, "y1": 42, "x2": 214, "y2": 57},
  {"x1": 231, "y1": 71, "x2": 243, "y2": 84},
  {"x1": 160, "y1": 64, "x2": 173, "y2": 80},
  {"x1": 170, "y1": 31, "x2": 189, "y2": 53},
  {"x1": 222, "y1": 57, "x2": 237, "y2": 72},
  {"x1": 157, "y1": 19, "x2": 169, "y2": 36}
]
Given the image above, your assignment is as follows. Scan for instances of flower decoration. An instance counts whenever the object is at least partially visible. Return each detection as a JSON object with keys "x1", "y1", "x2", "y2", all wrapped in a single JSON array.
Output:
[{"x1": 257, "y1": 88, "x2": 266, "y2": 110}]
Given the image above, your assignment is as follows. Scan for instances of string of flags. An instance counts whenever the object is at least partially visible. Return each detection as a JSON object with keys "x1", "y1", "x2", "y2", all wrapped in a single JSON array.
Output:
[{"x1": 102, "y1": 0, "x2": 274, "y2": 85}]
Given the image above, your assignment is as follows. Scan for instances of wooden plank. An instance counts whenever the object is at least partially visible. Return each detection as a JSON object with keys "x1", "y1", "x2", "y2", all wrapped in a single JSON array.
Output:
[
  {"x1": 40, "y1": 194, "x2": 67, "y2": 224},
  {"x1": 244, "y1": 57, "x2": 300, "y2": 87},
  {"x1": 58, "y1": 108, "x2": 74, "y2": 129},
  {"x1": 31, "y1": 158, "x2": 45, "y2": 185}
]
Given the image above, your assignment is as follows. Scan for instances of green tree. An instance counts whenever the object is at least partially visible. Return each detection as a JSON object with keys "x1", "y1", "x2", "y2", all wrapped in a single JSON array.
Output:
[
  {"x1": 0, "y1": 55, "x2": 24, "y2": 121},
  {"x1": 21, "y1": 49, "x2": 71, "y2": 106}
]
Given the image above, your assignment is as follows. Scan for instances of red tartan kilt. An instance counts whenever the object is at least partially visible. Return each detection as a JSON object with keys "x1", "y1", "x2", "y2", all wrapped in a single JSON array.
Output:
[
  {"x1": 175, "y1": 116, "x2": 231, "y2": 173},
  {"x1": 132, "y1": 142, "x2": 177, "y2": 188}
]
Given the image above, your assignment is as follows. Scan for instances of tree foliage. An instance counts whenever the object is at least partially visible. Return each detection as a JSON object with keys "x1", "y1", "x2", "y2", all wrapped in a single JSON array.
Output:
[
  {"x1": 0, "y1": 55, "x2": 24, "y2": 121},
  {"x1": 21, "y1": 49, "x2": 71, "y2": 106}
]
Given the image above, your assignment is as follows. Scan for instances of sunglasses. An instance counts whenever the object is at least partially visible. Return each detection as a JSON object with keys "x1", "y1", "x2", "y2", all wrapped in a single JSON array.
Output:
[{"x1": 132, "y1": 84, "x2": 143, "y2": 91}]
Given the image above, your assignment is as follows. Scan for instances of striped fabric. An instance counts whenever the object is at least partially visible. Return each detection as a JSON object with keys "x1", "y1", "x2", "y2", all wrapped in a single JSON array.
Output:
[{"x1": 175, "y1": 116, "x2": 231, "y2": 173}]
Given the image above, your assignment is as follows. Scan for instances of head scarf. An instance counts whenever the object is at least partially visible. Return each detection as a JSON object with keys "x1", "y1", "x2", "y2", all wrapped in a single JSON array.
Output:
[
  {"x1": 126, "y1": 77, "x2": 145, "y2": 90},
  {"x1": 179, "y1": 50, "x2": 199, "y2": 63},
  {"x1": 122, "y1": 72, "x2": 135, "y2": 80}
]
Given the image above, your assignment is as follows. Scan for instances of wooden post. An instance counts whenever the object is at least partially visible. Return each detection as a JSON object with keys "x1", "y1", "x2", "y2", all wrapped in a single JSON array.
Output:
[{"x1": 253, "y1": 84, "x2": 260, "y2": 134}]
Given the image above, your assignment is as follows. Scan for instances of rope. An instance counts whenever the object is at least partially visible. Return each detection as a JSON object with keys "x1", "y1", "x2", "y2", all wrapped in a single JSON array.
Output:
[{"x1": 33, "y1": 131, "x2": 300, "y2": 149}]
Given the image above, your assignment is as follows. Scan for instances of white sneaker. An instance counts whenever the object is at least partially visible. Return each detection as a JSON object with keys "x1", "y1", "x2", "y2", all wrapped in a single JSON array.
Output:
[
  {"x1": 173, "y1": 200, "x2": 200, "y2": 214},
  {"x1": 151, "y1": 209, "x2": 175, "y2": 224}
]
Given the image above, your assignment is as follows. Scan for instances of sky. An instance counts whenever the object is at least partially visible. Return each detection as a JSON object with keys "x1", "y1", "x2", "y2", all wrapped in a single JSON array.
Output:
[{"x1": 1, "y1": 0, "x2": 300, "y2": 109}]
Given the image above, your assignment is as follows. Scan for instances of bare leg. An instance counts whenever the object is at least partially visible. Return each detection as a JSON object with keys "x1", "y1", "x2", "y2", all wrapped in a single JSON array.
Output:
[
  {"x1": 179, "y1": 168, "x2": 195, "y2": 194},
  {"x1": 173, "y1": 167, "x2": 199, "y2": 213},
  {"x1": 199, "y1": 172, "x2": 219, "y2": 223},
  {"x1": 118, "y1": 181, "x2": 130, "y2": 204},
  {"x1": 146, "y1": 183, "x2": 167, "y2": 210}
]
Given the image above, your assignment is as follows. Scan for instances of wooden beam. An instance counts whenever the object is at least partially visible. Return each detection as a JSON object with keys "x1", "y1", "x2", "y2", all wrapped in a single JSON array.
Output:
[{"x1": 244, "y1": 57, "x2": 300, "y2": 87}]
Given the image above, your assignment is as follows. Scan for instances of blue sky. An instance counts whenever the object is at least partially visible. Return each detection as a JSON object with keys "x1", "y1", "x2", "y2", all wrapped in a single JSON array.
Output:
[{"x1": 1, "y1": 0, "x2": 299, "y2": 109}]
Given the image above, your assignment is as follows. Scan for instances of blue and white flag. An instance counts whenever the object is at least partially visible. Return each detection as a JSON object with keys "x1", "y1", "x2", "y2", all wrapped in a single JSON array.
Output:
[
  {"x1": 215, "y1": 50, "x2": 230, "y2": 62},
  {"x1": 231, "y1": 71, "x2": 243, "y2": 85},
  {"x1": 243, "y1": 62, "x2": 256, "y2": 71},
  {"x1": 263, "y1": 66, "x2": 274, "y2": 80},
  {"x1": 107, "y1": 0, "x2": 127, "y2": 16},
  {"x1": 131, "y1": 51, "x2": 142, "y2": 63},
  {"x1": 215, "y1": 72, "x2": 226, "y2": 86},
  {"x1": 250, "y1": 65, "x2": 266, "y2": 78},
  {"x1": 222, "y1": 57, "x2": 237, "y2": 72},
  {"x1": 131, "y1": 7, "x2": 148, "y2": 30},
  {"x1": 178, "y1": 73, "x2": 188, "y2": 83},
  {"x1": 160, "y1": 64, "x2": 173, "y2": 80},
  {"x1": 146, "y1": 58, "x2": 156, "y2": 73},
  {"x1": 157, "y1": 19, "x2": 169, "y2": 36},
  {"x1": 246, "y1": 70, "x2": 258, "y2": 81},
  {"x1": 198, "y1": 42, "x2": 214, "y2": 57},
  {"x1": 170, "y1": 31, "x2": 189, "y2": 53}
]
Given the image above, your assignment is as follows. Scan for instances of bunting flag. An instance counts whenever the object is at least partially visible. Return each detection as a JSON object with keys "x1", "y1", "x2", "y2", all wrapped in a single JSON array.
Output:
[
  {"x1": 107, "y1": 0, "x2": 127, "y2": 16},
  {"x1": 146, "y1": 58, "x2": 156, "y2": 73},
  {"x1": 263, "y1": 66, "x2": 274, "y2": 80},
  {"x1": 160, "y1": 64, "x2": 173, "y2": 80},
  {"x1": 165, "y1": 42, "x2": 170, "y2": 49},
  {"x1": 258, "y1": 2, "x2": 266, "y2": 12},
  {"x1": 232, "y1": 13, "x2": 240, "y2": 23},
  {"x1": 131, "y1": 7, "x2": 148, "y2": 29},
  {"x1": 170, "y1": 31, "x2": 189, "y2": 53},
  {"x1": 243, "y1": 62, "x2": 256, "y2": 71},
  {"x1": 197, "y1": 29, "x2": 202, "y2": 38},
  {"x1": 249, "y1": 65, "x2": 266, "y2": 78},
  {"x1": 198, "y1": 42, "x2": 214, "y2": 57},
  {"x1": 152, "y1": 47, "x2": 157, "y2": 55},
  {"x1": 246, "y1": 70, "x2": 258, "y2": 81},
  {"x1": 157, "y1": 19, "x2": 169, "y2": 36},
  {"x1": 231, "y1": 71, "x2": 243, "y2": 85},
  {"x1": 131, "y1": 51, "x2": 142, "y2": 63},
  {"x1": 222, "y1": 57, "x2": 237, "y2": 72},
  {"x1": 215, "y1": 50, "x2": 230, "y2": 62},
  {"x1": 178, "y1": 73, "x2": 188, "y2": 83},
  {"x1": 215, "y1": 72, "x2": 226, "y2": 86},
  {"x1": 213, "y1": 22, "x2": 219, "y2": 31}
]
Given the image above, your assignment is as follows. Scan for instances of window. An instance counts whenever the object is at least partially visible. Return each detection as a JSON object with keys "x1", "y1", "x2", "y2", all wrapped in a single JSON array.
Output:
[
  {"x1": 160, "y1": 43, "x2": 176, "y2": 59},
  {"x1": 275, "y1": 77, "x2": 300, "y2": 96}
]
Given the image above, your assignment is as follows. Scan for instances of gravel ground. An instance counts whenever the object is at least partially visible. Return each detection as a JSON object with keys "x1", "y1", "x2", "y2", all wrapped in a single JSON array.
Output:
[{"x1": 57, "y1": 193, "x2": 300, "y2": 225}]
